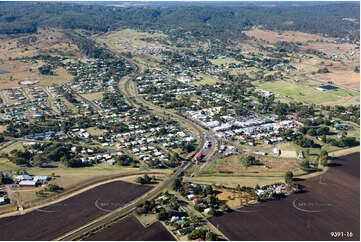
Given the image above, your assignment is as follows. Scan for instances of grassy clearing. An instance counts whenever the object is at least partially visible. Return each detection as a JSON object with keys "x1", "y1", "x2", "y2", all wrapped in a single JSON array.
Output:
[
  {"x1": 0, "y1": 158, "x2": 18, "y2": 170},
  {"x1": 27, "y1": 164, "x2": 171, "y2": 190},
  {"x1": 82, "y1": 92, "x2": 103, "y2": 101},
  {"x1": 202, "y1": 159, "x2": 218, "y2": 173},
  {"x1": 0, "y1": 61, "x2": 72, "y2": 89},
  {"x1": 191, "y1": 73, "x2": 220, "y2": 86},
  {"x1": 185, "y1": 175, "x2": 284, "y2": 188},
  {"x1": 255, "y1": 80, "x2": 358, "y2": 104},
  {"x1": 205, "y1": 154, "x2": 299, "y2": 175},
  {"x1": 136, "y1": 213, "x2": 158, "y2": 227},
  {"x1": 96, "y1": 29, "x2": 167, "y2": 52},
  {"x1": 12, "y1": 164, "x2": 171, "y2": 207},
  {"x1": 210, "y1": 58, "x2": 242, "y2": 66},
  {"x1": 0, "y1": 142, "x2": 25, "y2": 154},
  {"x1": 86, "y1": 127, "x2": 104, "y2": 136}
]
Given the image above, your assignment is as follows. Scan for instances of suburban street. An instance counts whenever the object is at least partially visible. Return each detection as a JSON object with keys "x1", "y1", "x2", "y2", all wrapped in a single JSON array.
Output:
[{"x1": 54, "y1": 54, "x2": 219, "y2": 241}]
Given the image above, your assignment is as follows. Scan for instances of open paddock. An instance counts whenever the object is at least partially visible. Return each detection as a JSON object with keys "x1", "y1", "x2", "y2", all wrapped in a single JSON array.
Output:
[
  {"x1": 0, "y1": 181, "x2": 152, "y2": 241},
  {"x1": 85, "y1": 214, "x2": 175, "y2": 241},
  {"x1": 210, "y1": 154, "x2": 300, "y2": 175},
  {"x1": 244, "y1": 29, "x2": 330, "y2": 44},
  {"x1": 255, "y1": 80, "x2": 360, "y2": 105},
  {"x1": 185, "y1": 174, "x2": 285, "y2": 188},
  {"x1": 209, "y1": 152, "x2": 360, "y2": 240},
  {"x1": 0, "y1": 60, "x2": 72, "y2": 89},
  {"x1": 0, "y1": 29, "x2": 81, "y2": 60},
  {"x1": 96, "y1": 29, "x2": 167, "y2": 53},
  {"x1": 14, "y1": 165, "x2": 171, "y2": 208},
  {"x1": 244, "y1": 29, "x2": 357, "y2": 56}
]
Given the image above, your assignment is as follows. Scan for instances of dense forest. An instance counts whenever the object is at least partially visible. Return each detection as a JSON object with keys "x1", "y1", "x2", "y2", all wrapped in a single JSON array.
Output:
[{"x1": 0, "y1": 2, "x2": 359, "y2": 41}]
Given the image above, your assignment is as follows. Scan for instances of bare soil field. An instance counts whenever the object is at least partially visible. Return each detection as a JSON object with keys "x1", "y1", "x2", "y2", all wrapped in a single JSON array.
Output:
[
  {"x1": 215, "y1": 188, "x2": 258, "y2": 209},
  {"x1": 0, "y1": 181, "x2": 152, "y2": 241},
  {"x1": 310, "y1": 59, "x2": 360, "y2": 90},
  {"x1": 209, "y1": 152, "x2": 360, "y2": 241},
  {"x1": 86, "y1": 214, "x2": 175, "y2": 241}
]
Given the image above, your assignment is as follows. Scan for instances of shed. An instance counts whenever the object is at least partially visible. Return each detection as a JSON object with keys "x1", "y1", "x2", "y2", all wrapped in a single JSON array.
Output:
[{"x1": 19, "y1": 180, "x2": 39, "y2": 187}]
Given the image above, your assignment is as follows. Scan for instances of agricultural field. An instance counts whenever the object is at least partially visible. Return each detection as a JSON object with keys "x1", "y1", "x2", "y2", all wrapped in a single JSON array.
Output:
[
  {"x1": 85, "y1": 215, "x2": 175, "y2": 241},
  {"x1": 13, "y1": 165, "x2": 171, "y2": 208},
  {"x1": 0, "y1": 181, "x2": 153, "y2": 241},
  {"x1": 255, "y1": 80, "x2": 360, "y2": 105},
  {"x1": 209, "y1": 152, "x2": 360, "y2": 240}
]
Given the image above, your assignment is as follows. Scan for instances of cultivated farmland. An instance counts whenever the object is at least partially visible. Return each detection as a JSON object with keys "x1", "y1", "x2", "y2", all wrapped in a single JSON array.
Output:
[
  {"x1": 0, "y1": 181, "x2": 152, "y2": 241},
  {"x1": 209, "y1": 152, "x2": 360, "y2": 241},
  {"x1": 85, "y1": 214, "x2": 175, "y2": 241}
]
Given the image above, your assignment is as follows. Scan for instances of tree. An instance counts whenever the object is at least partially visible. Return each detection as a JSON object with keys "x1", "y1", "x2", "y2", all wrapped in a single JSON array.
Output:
[
  {"x1": 319, "y1": 150, "x2": 329, "y2": 166},
  {"x1": 47, "y1": 184, "x2": 63, "y2": 192},
  {"x1": 284, "y1": 171, "x2": 294, "y2": 183},
  {"x1": 144, "y1": 174, "x2": 152, "y2": 183},
  {"x1": 307, "y1": 128, "x2": 317, "y2": 136},
  {"x1": 172, "y1": 178, "x2": 182, "y2": 191},
  {"x1": 136, "y1": 177, "x2": 145, "y2": 184},
  {"x1": 157, "y1": 209, "x2": 169, "y2": 221},
  {"x1": 206, "y1": 231, "x2": 217, "y2": 241},
  {"x1": 188, "y1": 229, "x2": 208, "y2": 240},
  {"x1": 317, "y1": 126, "x2": 329, "y2": 135},
  {"x1": 64, "y1": 158, "x2": 82, "y2": 168}
]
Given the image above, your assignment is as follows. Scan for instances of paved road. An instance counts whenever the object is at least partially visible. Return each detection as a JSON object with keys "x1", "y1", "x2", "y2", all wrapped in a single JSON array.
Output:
[
  {"x1": 65, "y1": 85, "x2": 101, "y2": 112},
  {"x1": 118, "y1": 55, "x2": 209, "y2": 154},
  {"x1": 59, "y1": 161, "x2": 191, "y2": 241},
  {"x1": 57, "y1": 51, "x2": 216, "y2": 241}
]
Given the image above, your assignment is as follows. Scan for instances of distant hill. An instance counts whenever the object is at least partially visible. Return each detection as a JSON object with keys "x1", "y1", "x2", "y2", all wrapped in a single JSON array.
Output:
[{"x1": 0, "y1": 2, "x2": 359, "y2": 41}]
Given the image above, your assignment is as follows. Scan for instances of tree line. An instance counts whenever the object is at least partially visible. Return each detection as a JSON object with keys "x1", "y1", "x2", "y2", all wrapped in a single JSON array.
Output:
[{"x1": 0, "y1": 2, "x2": 359, "y2": 41}]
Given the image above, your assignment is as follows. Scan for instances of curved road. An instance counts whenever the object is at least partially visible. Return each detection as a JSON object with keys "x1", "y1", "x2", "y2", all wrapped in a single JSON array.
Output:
[
  {"x1": 58, "y1": 162, "x2": 191, "y2": 241},
  {"x1": 56, "y1": 43, "x2": 218, "y2": 240}
]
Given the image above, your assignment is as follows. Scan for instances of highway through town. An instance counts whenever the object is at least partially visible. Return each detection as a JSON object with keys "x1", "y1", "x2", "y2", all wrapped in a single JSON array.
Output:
[
  {"x1": 54, "y1": 49, "x2": 219, "y2": 240},
  {"x1": 58, "y1": 161, "x2": 191, "y2": 241},
  {"x1": 0, "y1": 43, "x2": 218, "y2": 240}
]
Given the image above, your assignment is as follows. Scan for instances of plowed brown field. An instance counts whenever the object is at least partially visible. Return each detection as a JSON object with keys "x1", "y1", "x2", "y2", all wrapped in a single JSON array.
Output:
[
  {"x1": 209, "y1": 153, "x2": 360, "y2": 241},
  {"x1": 0, "y1": 181, "x2": 151, "y2": 241},
  {"x1": 86, "y1": 215, "x2": 175, "y2": 241}
]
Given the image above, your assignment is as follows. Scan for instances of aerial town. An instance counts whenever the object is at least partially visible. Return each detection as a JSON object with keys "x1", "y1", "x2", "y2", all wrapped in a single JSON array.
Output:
[{"x1": 0, "y1": 1, "x2": 359, "y2": 241}]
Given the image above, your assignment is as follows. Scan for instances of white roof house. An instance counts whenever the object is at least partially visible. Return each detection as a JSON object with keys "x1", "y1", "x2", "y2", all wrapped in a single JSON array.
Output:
[
  {"x1": 13, "y1": 175, "x2": 32, "y2": 182},
  {"x1": 33, "y1": 176, "x2": 48, "y2": 182},
  {"x1": 19, "y1": 180, "x2": 39, "y2": 186}
]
